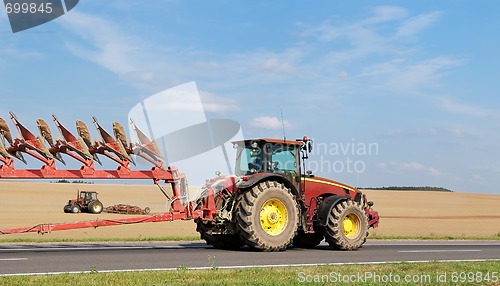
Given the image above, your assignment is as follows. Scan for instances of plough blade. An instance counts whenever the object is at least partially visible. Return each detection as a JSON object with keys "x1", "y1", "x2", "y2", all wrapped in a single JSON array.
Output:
[
  {"x1": 0, "y1": 117, "x2": 13, "y2": 144},
  {"x1": 37, "y1": 119, "x2": 65, "y2": 164},
  {"x1": 53, "y1": 115, "x2": 93, "y2": 161},
  {"x1": 113, "y1": 122, "x2": 128, "y2": 148},
  {"x1": 92, "y1": 117, "x2": 133, "y2": 164},
  {"x1": 0, "y1": 138, "x2": 9, "y2": 158},
  {"x1": 36, "y1": 119, "x2": 55, "y2": 147},
  {"x1": 10, "y1": 112, "x2": 53, "y2": 159},
  {"x1": 14, "y1": 151, "x2": 27, "y2": 164},
  {"x1": 130, "y1": 119, "x2": 163, "y2": 161},
  {"x1": 76, "y1": 120, "x2": 92, "y2": 149},
  {"x1": 76, "y1": 120, "x2": 101, "y2": 164}
]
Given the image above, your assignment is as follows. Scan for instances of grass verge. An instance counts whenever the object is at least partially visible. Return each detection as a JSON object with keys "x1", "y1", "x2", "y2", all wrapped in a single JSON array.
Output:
[{"x1": 1, "y1": 261, "x2": 499, "y2": 285}]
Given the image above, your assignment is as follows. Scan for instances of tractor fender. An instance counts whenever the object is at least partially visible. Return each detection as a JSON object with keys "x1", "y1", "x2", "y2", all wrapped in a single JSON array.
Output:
[
  {"x1": 317, "y1": 195, "x2": 350, "y2": 226},
  {"x1": 236, "y1": 173, "x2": 299, "y2": 197}
]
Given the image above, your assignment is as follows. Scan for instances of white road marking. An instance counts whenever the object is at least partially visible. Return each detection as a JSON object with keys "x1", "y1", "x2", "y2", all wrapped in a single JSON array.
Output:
[
  {"x1": 0, "y1": 245, "x2": 205, "y2": 252},
  {"x1": 398, "y1": 249, "x2": 482, "y2": 253},
  {"x1": 0, "y1": 258, "x2": 28, "y2": 261}
]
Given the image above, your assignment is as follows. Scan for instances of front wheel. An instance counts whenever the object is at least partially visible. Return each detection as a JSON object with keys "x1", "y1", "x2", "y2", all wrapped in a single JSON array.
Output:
[
  {"x1": 71, "y1": 204, "x2": 81, "y2": 214},
  {"x1": 324, "y1": 200, "x2": 368, "y2": 250},
  {"x1": 236, "y1": 181, "x2": 299, "y2": 252}
]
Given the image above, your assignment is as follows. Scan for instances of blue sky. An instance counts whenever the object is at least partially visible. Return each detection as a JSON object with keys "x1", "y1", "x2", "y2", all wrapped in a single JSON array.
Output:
[{"x1": 1, "y1": 1, "x2": 499, "y2": 194}]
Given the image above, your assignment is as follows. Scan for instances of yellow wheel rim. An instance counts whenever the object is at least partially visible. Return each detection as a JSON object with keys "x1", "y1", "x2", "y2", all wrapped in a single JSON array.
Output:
[
  {"x1": 260, "y1": 199, "x2": 288, "y2": 235},
  {"x1": 342, "y1": 213, "x2": 360, "y2": 238}
]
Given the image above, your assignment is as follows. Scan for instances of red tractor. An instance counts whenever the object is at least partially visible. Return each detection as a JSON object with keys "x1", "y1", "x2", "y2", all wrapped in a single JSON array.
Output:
[
  {"x1": 63, "y1": 190, "x2": 103, "y2": 214},
  {"x1": 194, "y1": 137, "x2": 379, "y2": 251}
]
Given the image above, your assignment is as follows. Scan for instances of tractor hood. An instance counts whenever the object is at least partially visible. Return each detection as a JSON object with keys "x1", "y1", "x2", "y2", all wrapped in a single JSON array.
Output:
[{"x1": 302, "y1": 175, "x2": 361, "y2": 198}]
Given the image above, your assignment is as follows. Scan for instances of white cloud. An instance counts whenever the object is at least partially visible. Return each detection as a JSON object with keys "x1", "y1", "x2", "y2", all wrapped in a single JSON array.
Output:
[
  {"x1": 365, "y1": 6, "x2": 408, "y2": 24},
  {"x1": 396, "y1": 12, "x2": 442, "y2": 38},
  {"x1": 377, "y1": 161, "x2": 444, "y2": 177},
  {"x1": 250, "y1": 116, "x2": 291, "y2": 130},
  {"x1": 61, "y1": 12, "x2": 134, "y2": 73},
  {"x1": 386, "y1": 126, "x2": 470, "y2": 139},
  {"x1": 261, "y1": 57, "x2": 296, "y2": 74},
  {"x1": 362, "y1": 56, "x2": 461, "y2": 93},
  {"x1": 438, "y1": 97, "x2": 493, "y2": 118},
  {"x1": 199, "y1": 91, "x2": 240, "y2": 113},
  {"x1": 57, "y1": 6, "x2": 458, "y2": 104},
  {"x1": 59, "y1": 11, "x2": 160, "y2": 85}
]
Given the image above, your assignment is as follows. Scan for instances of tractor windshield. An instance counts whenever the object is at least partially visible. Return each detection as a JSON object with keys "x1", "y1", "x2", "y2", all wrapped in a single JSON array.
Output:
[{"x1": 235, "y1": 144, "x2": 264, "y2": 175}]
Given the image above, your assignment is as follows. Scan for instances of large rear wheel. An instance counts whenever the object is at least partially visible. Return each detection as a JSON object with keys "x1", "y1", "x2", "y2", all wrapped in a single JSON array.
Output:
[
  {"x1": 324, "y1": 200, "x2": 368, "y2": 250},
  {"x1": 236, "y1": 181, "x2": 299, "y2": 252},
  {"x1": 88, "y1": 200, "x2": 103, "y2": 214}
]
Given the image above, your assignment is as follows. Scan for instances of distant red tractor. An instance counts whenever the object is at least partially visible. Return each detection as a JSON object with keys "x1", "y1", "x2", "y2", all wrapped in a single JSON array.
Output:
[{"x1": 63, "y1": 190, "x2": 103, "y2": 214}]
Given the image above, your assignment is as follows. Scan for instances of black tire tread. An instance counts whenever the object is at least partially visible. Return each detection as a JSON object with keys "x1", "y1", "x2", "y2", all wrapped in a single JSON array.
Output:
[
  {"x1": 324, "y1": 200, "x2": 368, "y2": 251},
  {"x1": 236, "y1": 181, "x2": 299, "y2": 252}
]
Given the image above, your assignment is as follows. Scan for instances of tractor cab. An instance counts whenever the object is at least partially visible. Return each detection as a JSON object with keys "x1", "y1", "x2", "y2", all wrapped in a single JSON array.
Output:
[
  {"x1": 80, "y1": 191, "x2": 98, "y2": 203},
  {"x1": 234, "y1": 137, "x2": 311, "y2": 191}
]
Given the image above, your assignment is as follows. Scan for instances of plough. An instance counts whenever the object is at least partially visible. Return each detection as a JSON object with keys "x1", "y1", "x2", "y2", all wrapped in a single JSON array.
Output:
[{"x1": 0, "y1": 112, "x2": 212, "y2": 235}]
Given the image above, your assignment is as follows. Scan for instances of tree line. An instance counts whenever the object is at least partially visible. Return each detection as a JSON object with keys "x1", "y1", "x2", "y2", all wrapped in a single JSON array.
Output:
[{"x1": 360, "y1": 186, "x2": 452, "y2": 192}]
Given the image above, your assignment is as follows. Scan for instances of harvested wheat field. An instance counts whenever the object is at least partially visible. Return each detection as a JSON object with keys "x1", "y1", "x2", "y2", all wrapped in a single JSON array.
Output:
[
  {"x1": 362, "y1": 189, "x2": 500, "y2": 237},
  {"x1": 0, "y1": 181, "x2": 499, "y2": 240}
]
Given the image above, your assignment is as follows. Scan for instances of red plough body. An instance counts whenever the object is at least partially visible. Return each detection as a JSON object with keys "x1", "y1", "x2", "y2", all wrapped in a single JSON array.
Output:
[{"x1": 0, "y1": 113, "x2": 216, "y2": 235}]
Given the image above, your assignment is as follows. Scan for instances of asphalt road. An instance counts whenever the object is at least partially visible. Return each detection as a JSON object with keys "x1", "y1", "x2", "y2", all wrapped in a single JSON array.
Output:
[{"x1": 0, "y1": 241, "x2": 499, "y2": 276}]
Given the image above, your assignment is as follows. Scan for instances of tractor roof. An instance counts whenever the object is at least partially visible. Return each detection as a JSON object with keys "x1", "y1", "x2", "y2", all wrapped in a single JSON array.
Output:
[{"x1": 232, "y1": 138, "x2": 303, "y2": 146}]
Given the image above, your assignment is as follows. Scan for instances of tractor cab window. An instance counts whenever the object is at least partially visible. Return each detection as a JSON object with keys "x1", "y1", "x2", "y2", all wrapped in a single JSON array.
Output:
[
  {"x1": 235, "y1": 144, "x2": 264, "y2": 175},
  {"x1": 80, "y1": 192, "x2": 96, "y2": 201},
  {"x1": 268, "y1": 144, "x2": 299, "y2": 186},
  {"x1": 269, "y1": 145, "x2": 297, "y2": 173}
]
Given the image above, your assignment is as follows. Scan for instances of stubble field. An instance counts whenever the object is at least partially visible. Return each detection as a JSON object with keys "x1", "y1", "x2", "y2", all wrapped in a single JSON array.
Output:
[{"x1": 0, "y1": 181, "x2": 499, "y2": 240}]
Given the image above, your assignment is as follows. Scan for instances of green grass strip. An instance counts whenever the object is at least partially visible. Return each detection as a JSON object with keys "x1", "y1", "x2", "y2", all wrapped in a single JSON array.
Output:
[{"x1": 1, "y1": 261, "x2": 499, "y2": 285}]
